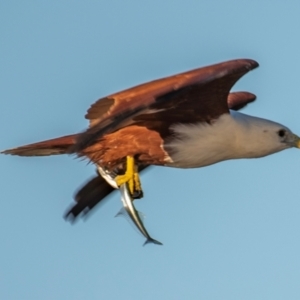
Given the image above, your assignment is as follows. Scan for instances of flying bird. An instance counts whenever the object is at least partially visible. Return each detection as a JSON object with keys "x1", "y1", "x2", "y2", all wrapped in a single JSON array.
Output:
[{"x1": 2, "y1": 59, "x2": 299, "y2": 221}]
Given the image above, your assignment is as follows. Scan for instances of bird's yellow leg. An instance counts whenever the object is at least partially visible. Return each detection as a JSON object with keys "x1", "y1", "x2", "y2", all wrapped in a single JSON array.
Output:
[
  {"x1": 115, "y1": 156, "x2": 143, "y2": 197},
  {"x1": 115, "y1": 156, "x2": 135, "y2": 193},
  {"x1": 133, "y1": 165, "x2": 142, "y2": 192},
  {"x1": 132, "y1": 164, "x2": 143, "y2": 198}
]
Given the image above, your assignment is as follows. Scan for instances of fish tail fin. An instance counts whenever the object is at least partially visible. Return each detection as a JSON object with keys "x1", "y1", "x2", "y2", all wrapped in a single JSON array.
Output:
[
  {"x1": 1, "y1": 134, "x2": 78, "y2": 156},
  {"x1": 115, "y1": 207, "x2": 125, "y2": 218},
  {"x1": 143, "y1": 237, "x2": 163, "y2": 246}
]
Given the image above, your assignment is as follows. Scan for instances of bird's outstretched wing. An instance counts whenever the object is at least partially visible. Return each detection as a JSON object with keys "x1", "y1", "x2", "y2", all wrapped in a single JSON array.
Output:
[{"x1": 72, "y1": 59, "x2": 258, "y2": 152}]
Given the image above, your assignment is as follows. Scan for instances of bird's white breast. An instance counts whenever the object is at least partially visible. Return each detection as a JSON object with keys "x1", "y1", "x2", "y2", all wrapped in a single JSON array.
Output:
[
  {"x1": 164, "y1": 111, "x2": 289, "y2": 168},
  {"x1": 164, "y1": 113, "x2": 237, "y2": 168}
]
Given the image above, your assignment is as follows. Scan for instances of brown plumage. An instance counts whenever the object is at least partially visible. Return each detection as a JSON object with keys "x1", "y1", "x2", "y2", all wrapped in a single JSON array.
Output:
[
  {"x1": 73, "y1": 59, "x2": 258, "y2": 156},
  {"x1": 1, "y1": 59, "x2": 258, "y2": 220},
  {"x1": 1, "y1": 134, "x2": 77, "y2": 157},
  {"x1": 2, "y1": 90, "x2": 256, "y2": 220},
  {"x1": 2, "y1": 91, "x2": 256, "y2": 161}
]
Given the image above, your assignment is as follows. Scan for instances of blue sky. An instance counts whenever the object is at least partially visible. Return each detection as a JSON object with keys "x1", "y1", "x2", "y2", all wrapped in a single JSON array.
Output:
[{"x1": 1, "y1": 1, "x2": 300, "y2": 299}]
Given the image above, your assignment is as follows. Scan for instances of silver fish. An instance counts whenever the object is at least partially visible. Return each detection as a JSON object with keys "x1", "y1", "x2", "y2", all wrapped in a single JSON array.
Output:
[
  {"x1": 119, "y1": 183, "x2": 163, "y2": 246},
  {"x1": 97, "y1": 166, "x2": 118, "y2": 189},
  {"x1": 98, "y1": 166, "x2": 162, "y2": 245}
]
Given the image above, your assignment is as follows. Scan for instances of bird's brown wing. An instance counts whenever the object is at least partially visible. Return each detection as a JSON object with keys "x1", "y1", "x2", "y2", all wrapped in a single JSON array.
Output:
[
  {"x1": 72, "y1": 59, "x2": 258, "y2": 152},
  {"x1": 1, "y1": 134, "x2": 77, "y2": 156},
  {"x1": 65, "y1": 174, "x2": 114, "y2": 221}
]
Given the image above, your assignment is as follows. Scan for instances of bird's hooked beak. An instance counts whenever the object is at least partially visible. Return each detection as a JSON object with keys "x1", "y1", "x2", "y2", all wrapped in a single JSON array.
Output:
[{"x1": 293, "y1": 134, "x2": 300, "y2": 148}]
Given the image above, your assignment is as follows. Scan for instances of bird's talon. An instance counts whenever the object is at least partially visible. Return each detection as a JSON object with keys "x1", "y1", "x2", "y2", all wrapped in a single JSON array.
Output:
[{"x1": 115, "y1": 156, "x2": 144, "y2": 198}]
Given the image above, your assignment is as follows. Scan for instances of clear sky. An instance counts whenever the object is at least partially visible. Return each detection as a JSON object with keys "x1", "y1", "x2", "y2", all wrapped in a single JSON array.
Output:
[{"x1": 1, "y1": 1, "x2": 300, "y2": 299}]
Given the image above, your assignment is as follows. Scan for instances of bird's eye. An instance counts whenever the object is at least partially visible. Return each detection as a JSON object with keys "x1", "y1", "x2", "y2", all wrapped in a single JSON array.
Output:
[{"x1": 278, "y1": 129, "x2": 286, "y2": 137}]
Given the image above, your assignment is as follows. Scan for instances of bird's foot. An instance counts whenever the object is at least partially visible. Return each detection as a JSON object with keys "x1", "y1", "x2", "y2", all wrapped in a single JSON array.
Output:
[{"x1": 115, "y1": 156, "x2": 143, "y2": 199}]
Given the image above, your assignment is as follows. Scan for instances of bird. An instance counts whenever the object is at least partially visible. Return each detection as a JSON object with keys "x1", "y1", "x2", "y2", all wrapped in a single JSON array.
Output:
[{"x1": 2, "y1": 59, "x2": 299, "y2": 221}]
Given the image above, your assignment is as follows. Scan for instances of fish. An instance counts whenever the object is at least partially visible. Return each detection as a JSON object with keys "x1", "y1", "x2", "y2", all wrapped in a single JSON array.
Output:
[
  {"x1": 97, "y1": 166, "x2": 119, "y2": 189},
  {"x1": 118, "y1": 183, "x2": 163, "y2": 246},
  {"x1": 98, "y1": 166, "x2": 162, "y2": 245}
]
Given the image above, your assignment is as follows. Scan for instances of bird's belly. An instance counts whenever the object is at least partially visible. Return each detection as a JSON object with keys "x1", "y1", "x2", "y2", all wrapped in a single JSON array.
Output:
[
  {"x1": 164, "y1": 145, "x2": 234, "y2": 168},
  {"x1": 163, "y1": 118, "x2": 237, "y2": 169}
]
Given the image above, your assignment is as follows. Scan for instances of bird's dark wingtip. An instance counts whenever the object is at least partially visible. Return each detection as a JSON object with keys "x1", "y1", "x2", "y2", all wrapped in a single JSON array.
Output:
[{"x1": 244, "y1": 58, "x2": 259, "y2": 70}]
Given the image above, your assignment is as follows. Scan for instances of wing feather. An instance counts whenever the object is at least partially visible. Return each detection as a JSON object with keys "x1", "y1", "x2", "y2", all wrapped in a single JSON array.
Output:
[{"x1": 73, "y1": 59, "x2": 258, "y2": 152}]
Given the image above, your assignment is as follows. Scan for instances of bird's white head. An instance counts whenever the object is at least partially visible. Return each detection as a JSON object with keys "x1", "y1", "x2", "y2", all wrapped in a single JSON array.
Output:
[{"x1": 231, "y1": 111, "x2": 300, "y2": 159}]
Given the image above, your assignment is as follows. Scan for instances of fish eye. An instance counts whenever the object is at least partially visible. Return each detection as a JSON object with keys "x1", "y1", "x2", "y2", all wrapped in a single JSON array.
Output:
[{"x1": 278, "y1": 129, "x2": 286, "y2": 137}]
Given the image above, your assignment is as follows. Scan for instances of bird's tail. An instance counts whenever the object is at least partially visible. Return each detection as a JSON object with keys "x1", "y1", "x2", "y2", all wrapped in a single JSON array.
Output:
[{"x1": 1, "y1": 134, "x2": 77, "y2": 156}]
